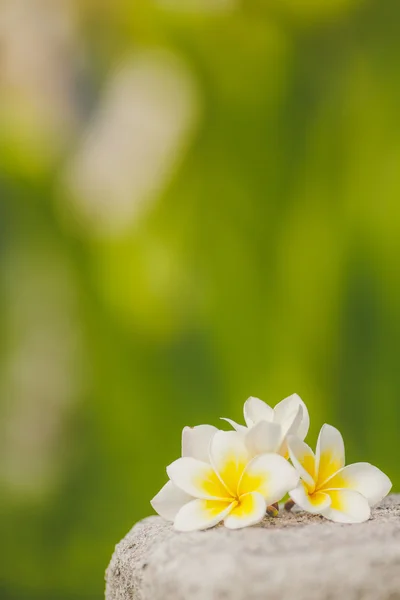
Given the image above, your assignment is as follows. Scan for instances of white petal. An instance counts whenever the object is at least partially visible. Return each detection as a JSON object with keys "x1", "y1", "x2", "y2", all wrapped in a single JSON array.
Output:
[
  {"x1": 289, "y1": 482, "x2": 331, "y2": 514},
  {"x1": 220, "y1": 417, "x2": 248, "y2": 434},
  {"x1": 181, "y1": 424, "x2": 218, "y2": 462},
  {"x1": 321, "y1": 489, "x2": 371, "y2": 523},
  {"x1": 287, "y1": 435, "x2": 316, "y2": 491},
  {"x1": 278, "y1": 405, "x2": 303, "y2": 457},
  {"x1": 285, "y1": 405, "x2": 303, "y2": 437},
  {"x1": 174, "y1": 498, "x2": 234, "y2": 531},
  {"x1": 167, "y1": 457, "x2": 231, "y2": 500},
  {"x1": 239, "y1": 453, "x2": 299, "y2": 504},
  {"x1": 274, "y1": 394, "x2": 309, "y2": 441},
  {"x1": 243, "y1": 397, "x2": 274, "y2": 427},
  {"x1": 209, "y1": 430, "x2": 250, "y2": 497},
  {"x1": 321, "y1": 462, "x2": 392, "y2": 506},
  {"x1": 150, "y1": 480, "x2": 193, "y2": 521},
  {"x1": 295, "y1": 395, "x2": 310, "y2": 441},
  {"x1": 315, "y1": 424, "x2": 345, "y2": 487},
  {"x1": 224, "y1": 492, "x2": 266, "y2": 529},
  {"x1": 245, "y1": 420, "x2": 283, "y2": 456}
]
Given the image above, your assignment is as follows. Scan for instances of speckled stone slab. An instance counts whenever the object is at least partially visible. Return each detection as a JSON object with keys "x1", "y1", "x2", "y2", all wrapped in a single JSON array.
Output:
[{"x1": 105, "y1": 495, "x2": 400, "y2": 600}]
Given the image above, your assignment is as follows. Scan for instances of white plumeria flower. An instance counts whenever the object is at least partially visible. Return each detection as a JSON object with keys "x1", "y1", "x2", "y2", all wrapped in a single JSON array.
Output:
[
  {"x1": 151, "y1": 430, "x2": 299, "y2": 531},
  {"x1": 288, "y1": 424, "x2": 392, "y2": 523},
  {"x1": 150, "y1": 424, "x2": 218, "y2": 521},
  {"x1": 223, "y1": 393, "x2": 310, "y2": 458}
]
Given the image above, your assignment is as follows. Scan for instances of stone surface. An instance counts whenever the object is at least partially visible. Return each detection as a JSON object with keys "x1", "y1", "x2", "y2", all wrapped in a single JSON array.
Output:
[{"x1": 105, "y1": 495, "x2": 400, "y2": 600}]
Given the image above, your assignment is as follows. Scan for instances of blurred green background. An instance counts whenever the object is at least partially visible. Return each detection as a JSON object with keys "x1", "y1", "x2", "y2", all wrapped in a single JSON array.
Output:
[{"x1": 1, "y1": 0, "x2": 399, "y2": 598}]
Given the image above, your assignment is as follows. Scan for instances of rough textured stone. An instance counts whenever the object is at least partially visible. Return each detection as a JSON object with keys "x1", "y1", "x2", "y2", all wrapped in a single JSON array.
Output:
[{"x1": 105, "y1": 495, "x2": 400, "y2": 600}]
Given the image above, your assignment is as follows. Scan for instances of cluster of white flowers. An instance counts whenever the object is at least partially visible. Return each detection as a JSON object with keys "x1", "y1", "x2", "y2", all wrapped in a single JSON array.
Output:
[{"x1": 151, "y1": 394, "x2": 392, "y2": 531}]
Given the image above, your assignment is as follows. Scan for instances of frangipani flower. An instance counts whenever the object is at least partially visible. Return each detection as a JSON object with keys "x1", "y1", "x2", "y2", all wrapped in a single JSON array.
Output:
[
  {"x1": 149, "y1": 424, "x2": 219, "y2": 521},
  {"x1": 151, "y1": 430, "x2": 299, "y2": 531},
  {"x1": 224, "y1": 394, "x2": 309, "y2": 458},
  {"x1": 288, "y1": 424, "x2": 392, "y2": 523}
]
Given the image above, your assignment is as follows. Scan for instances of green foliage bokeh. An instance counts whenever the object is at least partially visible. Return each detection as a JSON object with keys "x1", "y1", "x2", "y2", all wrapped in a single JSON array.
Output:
[{"x1": 1, "y1": 1, "x2": 400, "y2": 598}]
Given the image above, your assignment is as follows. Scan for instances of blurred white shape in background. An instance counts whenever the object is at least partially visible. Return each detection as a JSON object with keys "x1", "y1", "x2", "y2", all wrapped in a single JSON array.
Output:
[
  {"x1": 0, "y1": 247, "x2": 85, "y2": 497},
  {"x1": 0, "y1": 0, "x2": 80, "y2": 167},
  {"x1": 65, "y1": 51, "x2": 200, "y2": 237}
]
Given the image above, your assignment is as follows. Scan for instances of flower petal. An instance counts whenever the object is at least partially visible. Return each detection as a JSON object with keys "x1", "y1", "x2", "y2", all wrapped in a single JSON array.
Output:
[
  {"x1": 224, "y1": 492, "x2": 266, "y2": 529},
  {"x1": 239, "y1": 453, "x2": 299, "y2": 504},
  {"x1": 321, "y1": 489, "x2": 371, "y2": 523},
  {"x1": 181, "y1": 424, "x2": 218, "y2": 462},
  {"x1": 209, "y1": 430, "x2": 250, "y2": 497},
  {"x1": 321, "y1": 462, "x2": 392, "y2": 506},
  {"x1": 274, "y1": 393, "x2": 310, "y2": 441},
  {"x1": 167, "y1": 457, "x2": 231, "y2": 500},
  {"x1": 278, "y1": 405, "x2": 303, "y2": 457},
  {"x1": 287, "y1": 435, "x2": 316, "y2": 491},
  {"x1": 315, "y1": 424, "x2": 345, "y2": 488},
  {"x1": 220, "y1": 417, "x2": 248, "y2": 434},
  {"x1": 174, "y1": 498, "x2": 234, "y2": 531},
  {"x1": 289, "y1": 482, "x2": 331, "y2": 514},
  {"x1": 245, "y1": 420, "x2": 283, "y2": 456},
  {"x1": 243, "y1": 397, "x2": 274, "y2": 427},
  {"x1": 150, "y1": 480, "x2": 193, "y2": 521}
]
